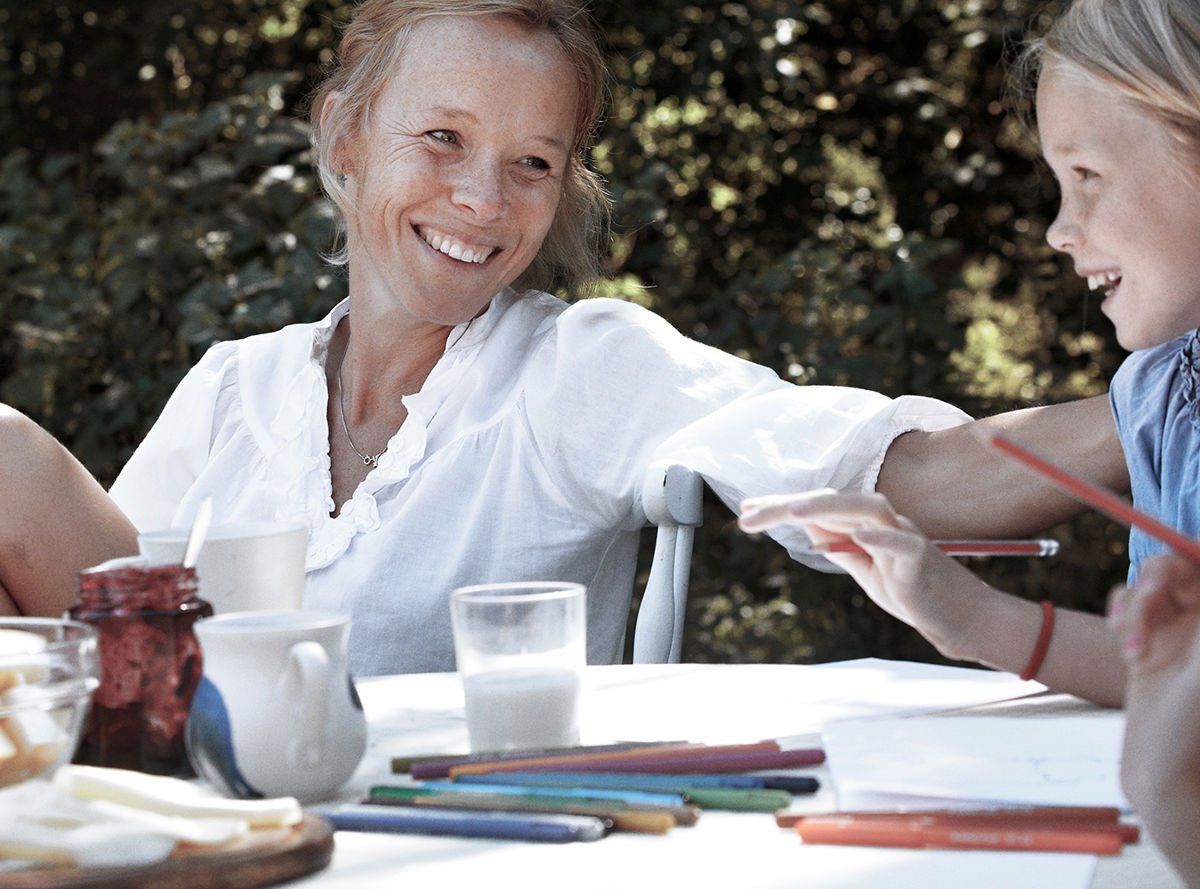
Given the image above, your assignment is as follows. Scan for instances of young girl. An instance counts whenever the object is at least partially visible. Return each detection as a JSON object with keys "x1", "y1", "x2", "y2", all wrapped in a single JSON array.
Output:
[
  {"x1": 741, "y1": 0, "x2": 1200, "y2": 877},
  {"x1": 744, "y1": 0, "x2": 1200, "y2": 706}
]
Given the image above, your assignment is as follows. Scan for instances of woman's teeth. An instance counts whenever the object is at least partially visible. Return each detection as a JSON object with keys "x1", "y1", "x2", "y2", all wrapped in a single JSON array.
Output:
[{"x1": 423, "y1": 232, "x2": 491, "y2": 264}]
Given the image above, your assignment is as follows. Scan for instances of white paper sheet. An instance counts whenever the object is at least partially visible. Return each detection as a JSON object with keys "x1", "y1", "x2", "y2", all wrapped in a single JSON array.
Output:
[
  {"x1": 822, "y1": 711, "x2": 1129, "y2": 811},
  {"x1": 578, "y1": 658, "x2": 1048, "y2": 744}
]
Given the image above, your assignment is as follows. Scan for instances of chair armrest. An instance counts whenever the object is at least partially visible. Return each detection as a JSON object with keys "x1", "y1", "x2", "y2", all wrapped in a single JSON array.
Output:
[{"x1": 633, "y1": 464, "x2": 702, "y2": 664}]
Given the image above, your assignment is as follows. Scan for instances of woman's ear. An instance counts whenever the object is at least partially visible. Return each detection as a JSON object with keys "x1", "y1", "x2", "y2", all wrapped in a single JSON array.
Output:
[{"x1": 321, "y1": 91, "x2": 359, "y2": 182}]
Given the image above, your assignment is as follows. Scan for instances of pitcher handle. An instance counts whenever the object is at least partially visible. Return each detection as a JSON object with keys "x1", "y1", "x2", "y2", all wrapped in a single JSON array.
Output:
[{"x1": 277, "y1": 641, "x2": 331, "y2": 770}]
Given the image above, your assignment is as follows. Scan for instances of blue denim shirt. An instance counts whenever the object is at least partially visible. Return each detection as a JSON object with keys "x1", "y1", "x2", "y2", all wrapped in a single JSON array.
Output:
[{"x1": 1109, "y1": 329, "x2": 1200, "y2": 581}]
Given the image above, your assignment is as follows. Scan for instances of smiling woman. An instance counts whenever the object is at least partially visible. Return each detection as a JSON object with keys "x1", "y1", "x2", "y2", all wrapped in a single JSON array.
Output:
[
  {"x1": 335, "y1": 15, "x2": 577, "y2": 331},
  {"x1": 0, "y1": 0, "x2": 1127, "y2": 676}
]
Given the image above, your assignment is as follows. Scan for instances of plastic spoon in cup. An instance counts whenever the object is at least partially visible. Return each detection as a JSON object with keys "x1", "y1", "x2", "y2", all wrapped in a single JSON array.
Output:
[{"x1": 182, "y1": 497, "x2": 213, "y2": 570}]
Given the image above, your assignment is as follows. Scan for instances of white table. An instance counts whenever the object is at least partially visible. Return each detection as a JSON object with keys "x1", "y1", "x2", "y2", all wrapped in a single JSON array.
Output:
[{"x1": 293, "y1": 660, "x2": 1183, "y2": 889}]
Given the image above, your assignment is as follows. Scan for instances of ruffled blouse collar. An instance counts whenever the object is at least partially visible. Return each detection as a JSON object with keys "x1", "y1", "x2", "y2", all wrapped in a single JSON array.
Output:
[{"x1": 278, "y1": 293, "x2": 506, "y2": 569}]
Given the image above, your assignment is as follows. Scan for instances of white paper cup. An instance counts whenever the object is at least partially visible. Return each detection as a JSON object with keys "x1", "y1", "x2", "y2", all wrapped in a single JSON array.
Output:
[
  {"x1": 450, "y1": 581, "x2": 586, "y2": 753},
  {"x1": 137, "y1": 522, "x2": 308, "y2": 615}
]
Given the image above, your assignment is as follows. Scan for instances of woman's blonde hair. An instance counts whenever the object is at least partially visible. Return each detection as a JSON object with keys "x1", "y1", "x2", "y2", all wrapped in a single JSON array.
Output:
[
  {"x1": 310, "y1": 0, "x2": 610, "y2": 296},
  {"x1": 1009, "y1": 0, "x2": 1200, "y2": 171}
]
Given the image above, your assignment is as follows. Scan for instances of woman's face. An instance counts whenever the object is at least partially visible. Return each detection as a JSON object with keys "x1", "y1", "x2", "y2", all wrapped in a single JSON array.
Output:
[
  {"x1": 1039, "y1": 64, "x2": 1200, "y2": 351},
  {"x1": 342, "y1": 14, "x2": 578, "y2": 327}
]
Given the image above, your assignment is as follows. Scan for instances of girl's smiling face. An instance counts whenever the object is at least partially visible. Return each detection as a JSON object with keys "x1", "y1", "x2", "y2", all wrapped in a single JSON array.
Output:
[
  {"x1": 1039, "y1": 63, "x2": 1200, "y2": 351},
  {"x1": 340, "y1": 14, "x2": 578, "y2": 327}
]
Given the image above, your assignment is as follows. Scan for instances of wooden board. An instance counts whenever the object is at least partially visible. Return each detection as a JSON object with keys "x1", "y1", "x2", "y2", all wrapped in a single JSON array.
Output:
[{"x1": 0, "y1": 813, "x2": 334, "y2": 889}]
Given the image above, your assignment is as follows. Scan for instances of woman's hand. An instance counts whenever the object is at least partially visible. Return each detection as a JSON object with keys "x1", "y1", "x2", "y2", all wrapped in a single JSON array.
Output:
[
  {"x1": 1108, "y1": 553, "x2": 1200, "y2": 886},
  {"x1": 738, "y1": 490, "x2": 1001, "y2": 662}
]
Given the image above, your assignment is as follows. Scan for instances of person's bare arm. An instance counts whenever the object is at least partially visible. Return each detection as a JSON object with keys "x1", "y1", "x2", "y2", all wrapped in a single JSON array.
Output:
[
  {"x1": 0, "y1": 406, "x2": 139, "y2": 617},
  {"x1": 740, "y1": 489, "x2": 1127, "y2": 705},
  {"x1": 878, "y1": 394, "x2": 1127, "y2": 539}
]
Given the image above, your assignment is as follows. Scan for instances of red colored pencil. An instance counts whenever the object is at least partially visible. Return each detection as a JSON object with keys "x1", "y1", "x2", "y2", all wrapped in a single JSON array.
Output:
[{"x1": 991, "y1": 432, "x2": 1200, "y2": 565}]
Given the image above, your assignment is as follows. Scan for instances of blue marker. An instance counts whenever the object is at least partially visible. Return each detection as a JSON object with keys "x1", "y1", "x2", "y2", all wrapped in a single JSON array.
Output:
[
  {"x1": 310, "y1": 803, "x2": 608, "y2": 842},
  {"x1": 416, "y1": 780, "x2": 686, "y2": 807}
]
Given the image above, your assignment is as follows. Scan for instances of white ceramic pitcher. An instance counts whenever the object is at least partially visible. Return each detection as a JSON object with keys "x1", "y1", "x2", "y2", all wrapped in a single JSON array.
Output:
[{"x1": 185, "y1": 610, "x2": 366, "y2": 802}]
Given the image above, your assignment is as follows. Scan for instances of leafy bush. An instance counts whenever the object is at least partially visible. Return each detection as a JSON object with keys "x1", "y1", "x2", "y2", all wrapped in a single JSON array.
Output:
[
  {"x1": 1, "y1": 0, "x2": 1130, "y2": 664},
  {"x1": 0, "y1": 73, "x2": 345, "y2": 480}
]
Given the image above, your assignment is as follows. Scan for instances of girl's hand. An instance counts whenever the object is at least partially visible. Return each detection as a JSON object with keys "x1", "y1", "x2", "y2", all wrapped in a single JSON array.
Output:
[
  {"x1": 739, "y1": 490, "x2": 999, "y2": 661},
  {"x1": 1108, "y1": 553, "x2": 1200, "y2": 887}
]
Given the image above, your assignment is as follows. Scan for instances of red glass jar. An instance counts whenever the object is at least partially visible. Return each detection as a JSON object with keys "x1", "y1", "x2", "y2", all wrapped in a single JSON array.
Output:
[{"x1": 69, "y1": 557, "x2": 212, "y2": 774}]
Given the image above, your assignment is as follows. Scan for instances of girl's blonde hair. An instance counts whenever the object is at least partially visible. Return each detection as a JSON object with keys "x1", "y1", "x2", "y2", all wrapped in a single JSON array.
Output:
[
  {"x1": 310, "y1": 0, "x2": 610, "y2": 295},
  {"x1": 1010, "y1": 0, "x2": 1200, "y2": 169}
]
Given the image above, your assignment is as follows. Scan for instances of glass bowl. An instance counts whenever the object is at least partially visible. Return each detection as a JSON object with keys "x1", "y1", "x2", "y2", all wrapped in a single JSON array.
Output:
[{"x1": 0, "y1": 617, "x2": 99, "y2": 788}]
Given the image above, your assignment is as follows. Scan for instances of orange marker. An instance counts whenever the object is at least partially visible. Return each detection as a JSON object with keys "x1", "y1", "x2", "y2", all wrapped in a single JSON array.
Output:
[
  {"x1": 778, "y1": 808, "x2": 1139, "y2": 844},
  {"x1": 793, "y1": 815, "x2": 1127, "y2": 854}
]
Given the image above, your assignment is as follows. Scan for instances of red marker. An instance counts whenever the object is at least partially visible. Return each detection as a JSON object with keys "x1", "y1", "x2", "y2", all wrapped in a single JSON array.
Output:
[{"x1": 792, "y1": 814, "x2": 1129, "y2": 854}]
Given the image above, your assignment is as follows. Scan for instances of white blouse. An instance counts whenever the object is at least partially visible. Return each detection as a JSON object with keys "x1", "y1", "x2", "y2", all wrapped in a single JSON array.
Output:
[{"x1": 109, "y1": 288, "x2": 969, "y2": 676}]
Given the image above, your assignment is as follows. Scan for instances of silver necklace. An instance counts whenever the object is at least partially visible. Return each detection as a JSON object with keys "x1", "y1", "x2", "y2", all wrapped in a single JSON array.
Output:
[
  {"x1": 334, "y1": 316, "x2": 475, "y2": 468},
  {"x1": 336, "y1": 355, "x2": 386, "y2": 467}
]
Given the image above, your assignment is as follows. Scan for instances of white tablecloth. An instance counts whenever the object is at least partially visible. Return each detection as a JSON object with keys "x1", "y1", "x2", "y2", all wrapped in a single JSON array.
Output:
[{"x1": 291, "y1": 660, "x2": 1182, "y2": 889}]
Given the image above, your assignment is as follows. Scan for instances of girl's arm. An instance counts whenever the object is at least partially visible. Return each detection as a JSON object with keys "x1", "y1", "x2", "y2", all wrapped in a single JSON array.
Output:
[{"x1": 739, "y1": 489, "x2": 1126, "y2": 705}]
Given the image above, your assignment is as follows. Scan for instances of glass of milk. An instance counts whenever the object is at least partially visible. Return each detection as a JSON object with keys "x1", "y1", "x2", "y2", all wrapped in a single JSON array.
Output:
[{"x1": 450, "y1": 581, "x2": 586, "y2": 753}]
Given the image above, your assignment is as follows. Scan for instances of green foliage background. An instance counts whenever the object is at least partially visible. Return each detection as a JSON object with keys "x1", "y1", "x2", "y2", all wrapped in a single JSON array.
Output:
[{"x1": 0, "y1": 0, "x2": 1130, "y2": 665}]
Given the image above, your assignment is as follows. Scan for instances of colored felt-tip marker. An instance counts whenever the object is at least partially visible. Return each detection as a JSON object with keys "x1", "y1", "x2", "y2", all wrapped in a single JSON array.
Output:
[
  {"x1": 447, "y1": 773, "x2": 797, "y2": 812},
  {"x1": 366, "y1": 790, "x2": 681, "y2": 834},
  {"x1": 777, "y1": 808, "x2": 1139, "y2": 844},
  {"x1": 310, "y1": 803, "x2": 608, "y2": 843},
  {"x1": 405, "y1": 780, "x2": 688, "y2": 808},
  {"x1": 445, "y1": 778, "x2": 788, "y2": 812},
  {"x1": 793, "y1": 816, "x2": 1125, "y2": 855},
  {"x1": 398, "y1": 741, "x2": 690, "y2": 779},
  {"x1": 814, "y1": 539, "x2": 1059, "y2": 557},
  {"x1": 377, "y1": 788, "x2": 702, "y2": 828},
  {"x1": 446, "y1": 741, "x2": 825, "y2": 777},
  {"x1": 455, "y1": 770, "x2": 820, "y2": 795}
]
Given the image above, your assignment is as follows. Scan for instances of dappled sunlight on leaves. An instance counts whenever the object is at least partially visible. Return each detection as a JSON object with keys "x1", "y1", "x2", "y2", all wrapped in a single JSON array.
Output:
[{"x1": 2, "y1": 0, "x2": 1123, "y2": 664}]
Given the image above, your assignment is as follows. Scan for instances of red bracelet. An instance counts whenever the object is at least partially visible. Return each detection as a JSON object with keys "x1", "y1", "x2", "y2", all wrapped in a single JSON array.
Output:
[{"x1": 1020, "y1": 600, "x2": 1056, "y2": 681}]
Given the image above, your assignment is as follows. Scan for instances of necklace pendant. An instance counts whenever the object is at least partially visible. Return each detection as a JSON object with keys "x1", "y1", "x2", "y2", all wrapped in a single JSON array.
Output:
[{"x1": 362, "y1": 454, "x2": 377, "y2": 467}]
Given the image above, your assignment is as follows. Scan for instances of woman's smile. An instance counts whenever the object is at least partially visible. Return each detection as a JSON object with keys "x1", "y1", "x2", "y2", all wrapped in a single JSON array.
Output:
[{"x1": 416, "y1": 225, "x2": 499, "y2": 266}]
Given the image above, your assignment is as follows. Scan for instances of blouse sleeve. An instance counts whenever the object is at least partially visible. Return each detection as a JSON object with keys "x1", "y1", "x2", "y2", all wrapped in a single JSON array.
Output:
[
  {"x1": 651, "y1": 386, "x2": 970, "y2": 564},
  {"x1": 527, "y1": 298, "x2": 971, "y2": 564},
  {"x1": 108, "y1": 341, "x2": 240, "y2": 532}
]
